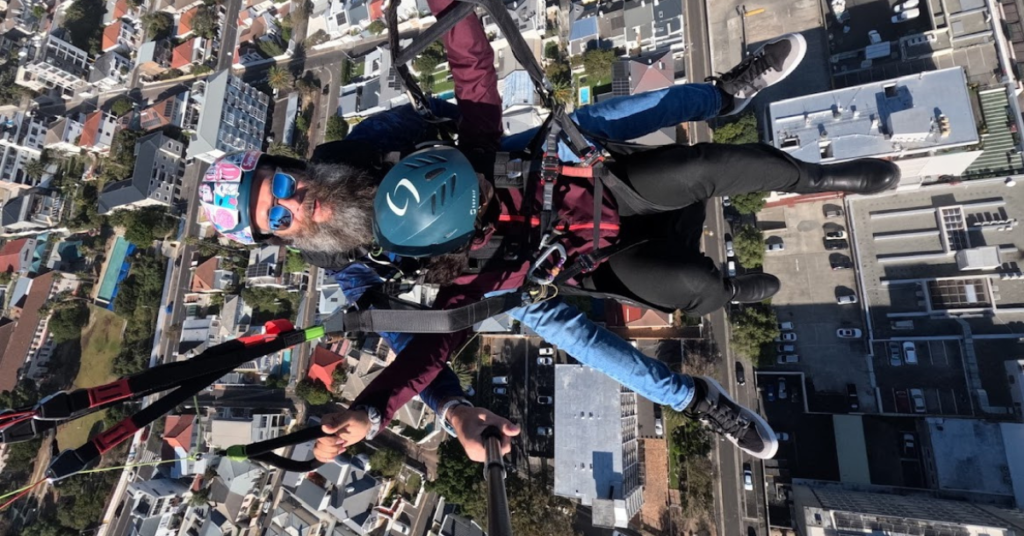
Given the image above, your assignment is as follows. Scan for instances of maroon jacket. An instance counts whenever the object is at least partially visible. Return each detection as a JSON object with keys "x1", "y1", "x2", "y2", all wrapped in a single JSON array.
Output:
[{"x1": 350, "y1": 0, "x2": 620, "y2": 426}]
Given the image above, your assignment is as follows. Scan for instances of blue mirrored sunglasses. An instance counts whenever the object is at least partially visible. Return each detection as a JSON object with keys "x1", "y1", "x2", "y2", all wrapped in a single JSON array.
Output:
[{"x1": 267, "y1": 171, "x2": 297, "y2": 232}]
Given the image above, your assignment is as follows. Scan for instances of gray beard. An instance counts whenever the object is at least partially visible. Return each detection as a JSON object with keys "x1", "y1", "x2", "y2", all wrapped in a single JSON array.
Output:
[{"x1": 284, "y1": 162, "x2": 378, "y2": 255}]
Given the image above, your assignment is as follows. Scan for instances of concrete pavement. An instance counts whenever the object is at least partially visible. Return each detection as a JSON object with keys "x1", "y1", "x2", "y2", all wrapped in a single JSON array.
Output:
[{"x1": 685, "y1": 0, "x2": 712, "y2": 143}]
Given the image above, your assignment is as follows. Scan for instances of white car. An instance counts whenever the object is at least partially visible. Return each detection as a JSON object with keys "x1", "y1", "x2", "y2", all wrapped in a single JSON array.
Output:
[
  {"x1": 537, "y1": 357, "x2": 553, "y2": 366},
  {"x1": 837, "y1": 294, "x2": 858, "y2": 305},
  {"x1": 776, "y1": 344, "x2": 796, "y2": 353},
  {"x1": 492, "y1": 376, "x2": 509, "y2": 385},
  {"x1": 723, "y1": 196, "x2": 732, "y2": 207},
  {"x1": 778, "y1": 378, "x2": 788, "y2": 399},
  {"x1": 765, "y1": 242, "x2": 785, "y2": 252},
  {"x1": 894, "y1": 0, "x2": 920, "y2": 11},
  {"x1": 903, "y1": 341, "x2": 918, "y2": 364},
  {"x1": 538, "y1": 347, "x2": 555, "y2": 356},
  {"x1": 777, "y1": 354, "x2": 800, "y2": 364},
  {"x1": 836, "y1": 328, "x2": 862, "y2": 338},
  {"x1": 743, "y1": 464, "x2": 753, "y2": 491},
  {"x1": 892, "y1": 7, "x2": 920, "y2": 22},
  {"x1": 727, "y1": 260, "x2": 737, "y2": 277},
  {"x1": 654, "y1": 418, "x2": 664, "y2": 437},
  {"x1": 537, "y1": 426, "x2": 553, "y2": 436},
  {"x1": 778, "y1": 322, "x2": 794, "y2": 331},
  {"x1": 494, "y1": 387, "x2": 507, "y2": 396},
  {"x1": 909, "y1": 388, "x2": 926, "y2": 413},
  {"x1": 537, "y1": 395, "x2": 553, "y2": 405},
  {"x1": 889, "y1": 342, "x2": 902, "y2": 366},
  {"x1": 774, "y1": 332, "x2": 797, "y2": 342},
  {"x1": 725, "y1": 240, "x2": 735, "y2": 257},
  {"x1": 825, "y1": 230, "x2": 847, "y2": 240}
]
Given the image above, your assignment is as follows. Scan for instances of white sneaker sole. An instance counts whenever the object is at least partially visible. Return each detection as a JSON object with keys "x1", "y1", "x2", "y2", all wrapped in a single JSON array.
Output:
[
  {"x1": 726, "y1": 33, "x2": 809, "y2": 116},
  {"x1": 700, "y1": 375, "x2": 779, "y2": 460}
]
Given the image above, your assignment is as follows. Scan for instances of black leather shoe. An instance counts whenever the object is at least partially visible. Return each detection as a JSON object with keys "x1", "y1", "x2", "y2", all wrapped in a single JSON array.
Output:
[
  {"x1": 810, "y1": 158, "x2": 901, "y2": 194},
  {"x1": 728, "y1": 274, "x2": 781, "y2": 303}
]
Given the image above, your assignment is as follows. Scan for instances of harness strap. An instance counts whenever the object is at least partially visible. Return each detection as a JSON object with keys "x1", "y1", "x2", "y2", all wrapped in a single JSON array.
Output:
[
  {"x1": 554, "y1": 238, "x2": 648, "y2": 286},
  {"x1": 321, "y1": 292, "x2": 526, "y2": 336}
]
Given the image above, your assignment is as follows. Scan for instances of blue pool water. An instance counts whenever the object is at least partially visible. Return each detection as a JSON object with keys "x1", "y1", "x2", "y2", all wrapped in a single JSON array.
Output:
[
  {"x1": 437, "y1": 90, "x2": 455, "y2": 100},
  {"x1": 579, "y1": 86, "x2": 591, "y2": 105}
]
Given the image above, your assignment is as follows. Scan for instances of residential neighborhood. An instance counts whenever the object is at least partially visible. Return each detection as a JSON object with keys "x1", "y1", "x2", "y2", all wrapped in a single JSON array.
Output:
[{"x1": 0, "y1": 0, "x2": 1023, "y2": 533}]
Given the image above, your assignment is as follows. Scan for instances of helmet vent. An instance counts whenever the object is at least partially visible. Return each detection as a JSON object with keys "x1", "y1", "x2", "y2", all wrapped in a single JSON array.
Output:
[
  {"x1": 447, "y1": 174, "x2": 457, "y2": 196},
  {"x1": 425, "y1": 168, "x2": 445, "y2": 181},
  {"x1": 440, "y1": 183, "x2": 447, "y2": 205},
  {"x1": 431, "y1": 195, "x2": 437, "y2": 214}
]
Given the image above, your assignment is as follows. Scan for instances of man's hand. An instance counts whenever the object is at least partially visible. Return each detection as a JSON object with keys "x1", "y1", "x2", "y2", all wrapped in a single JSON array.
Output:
[
  {"x1": 447, "y1": 404, "x2": 520, "y2": 462},
  {"x1": 312, "y1": 409, "x2": 372, "y2": 463}
]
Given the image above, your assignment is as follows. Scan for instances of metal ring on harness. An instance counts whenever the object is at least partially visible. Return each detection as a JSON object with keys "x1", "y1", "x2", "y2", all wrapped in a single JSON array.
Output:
[{"x1": 528, "y1": 242, "x2": 567, "y2": 285}]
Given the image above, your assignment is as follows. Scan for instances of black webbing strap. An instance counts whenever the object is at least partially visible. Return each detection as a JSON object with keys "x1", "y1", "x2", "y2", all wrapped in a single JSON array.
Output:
[
  {"x1": 553, "y1": 239, "x2": 648, "y2": 286},
  {"x1": 323, "y1": 291, "x2": 525, "y2": 335},
  {"x1": 231, "y1": 426, "x2": 328, "y2": 473},
  {"x1": 539, "y1": 122, "x2": 561, "y2": 236}
]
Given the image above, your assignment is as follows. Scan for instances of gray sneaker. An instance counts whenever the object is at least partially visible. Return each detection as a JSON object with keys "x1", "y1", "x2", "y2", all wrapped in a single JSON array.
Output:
[
  {"x1": 710, "y1": 33, "x2": 808, "y2": 116},
  {"x1": 684, "y1": 376, "x2": 779, "y2": 459}
]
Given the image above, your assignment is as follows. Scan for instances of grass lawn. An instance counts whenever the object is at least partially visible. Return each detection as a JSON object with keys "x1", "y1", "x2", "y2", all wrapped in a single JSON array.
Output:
[
  {"x1": 664, "y1": 410, "x2": 685, "y2": 489},
  {"x1": 55, "y1": 306, "x2": 126, "y2": 450},
  {"x1": 431, "y1": 68, "x2": 455, "y2": 93}
]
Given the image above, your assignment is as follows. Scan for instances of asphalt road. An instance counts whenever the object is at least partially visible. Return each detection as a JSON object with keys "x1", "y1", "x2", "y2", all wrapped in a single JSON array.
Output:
[
  {"x1": 216, "y1": 0, "x2": 244, "y2": 72},
  {"x1": 685, "y1": 0, "x2": 712, "y2": 144}
]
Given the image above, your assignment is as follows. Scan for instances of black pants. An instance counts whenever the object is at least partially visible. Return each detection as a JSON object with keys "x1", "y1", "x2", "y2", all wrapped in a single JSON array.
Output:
[{"x1": 587, "y1": 142, "x2": 821, "y2": 315}]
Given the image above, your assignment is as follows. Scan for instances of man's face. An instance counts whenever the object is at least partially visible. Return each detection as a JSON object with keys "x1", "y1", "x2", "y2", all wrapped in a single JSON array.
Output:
[{"x1": 247, "y1": 162, "x2": 379, "y2": 254}]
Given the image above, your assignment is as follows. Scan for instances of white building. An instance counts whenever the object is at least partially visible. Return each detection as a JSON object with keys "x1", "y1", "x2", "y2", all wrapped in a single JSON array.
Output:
[
  {"x1": 97, "y1": 131, "x2": 185, "y2": 214},
  {"x1": 15, "y1": 33, "x2": 91, "y2": 99},
  {"x1": 208, "y1": 408, "x2": 290, "y2": 449},
  {"x1": 186, "y1": 71, "x2": 270, "y2": 163},
  {"x1": 125, "y1": 479, "x2": 191, "y2": 536},
  {"x1": 0, "y1": 111, "x2": 48, "y2": 189}
]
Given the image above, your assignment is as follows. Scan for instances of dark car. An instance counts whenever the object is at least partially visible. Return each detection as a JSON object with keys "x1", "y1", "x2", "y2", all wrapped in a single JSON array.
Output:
[
  {"x1": 735, "y1": 361, "x2": 746, "y2": 385},
  {"x1": 824, "y1": 239, "x2": 849, "y2": 250},
  {"x1": 847, "y1": 384, "x2": 859, "y2": 410},
  {"x1": 831, "y1": 259, "x2": 852, "y2": 270}
]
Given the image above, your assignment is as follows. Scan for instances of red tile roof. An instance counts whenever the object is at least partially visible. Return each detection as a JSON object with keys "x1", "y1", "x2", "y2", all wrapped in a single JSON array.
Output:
[
  {"x1": 103, "y1": 21, "x2": 122, "y2": 51},
  {"x1": 0, "y1": 318, "x2": 17, "y2": 391},
  {"x1": 190, "y1": 257, "x2": 218, "y2": 292},
  {"x1": 161, "y1": 414, "x2": 196, "y2": 461},
  {"x1": 308, "y1": 346, "x2": 346, "y2": 390},
  {"x1": 79, "y1": 111, "x2": 103, "y2": 148},
  {"x1": 113, "y1": 0, "x2": 129, "y2": 19},
  {"x1": 171, "y1": 38, "x2": 196, "y2": 69},
  {"x1": 177, "y1": 5, "x2": 198, "y2": 36},
  {"x1": 0, "y1": 238, "x2": 29, "y2": 273},
  {"x1": 606, "y1": 303, "x2": 672, "y2": 329},
  {"x1": 369, "y1": 0, "x2": 383, "y2": 20},
  {"x1": 0, "y1": 272, "x2": 54, "y2": 392}
]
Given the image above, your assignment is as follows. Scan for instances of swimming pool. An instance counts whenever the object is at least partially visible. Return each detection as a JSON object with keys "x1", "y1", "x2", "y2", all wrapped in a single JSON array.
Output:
[
  {"x1": 437, "y1": 90, "x2": 455, "y2": 100},
  {"x1": 579, "y1": 86, "x2": 591, "y2": 105}
]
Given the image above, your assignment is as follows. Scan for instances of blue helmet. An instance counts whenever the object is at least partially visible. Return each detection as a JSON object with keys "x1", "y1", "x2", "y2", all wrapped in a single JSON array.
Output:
[{"x1": 373, "y1": 146, "x2": 480, "y2": 258}]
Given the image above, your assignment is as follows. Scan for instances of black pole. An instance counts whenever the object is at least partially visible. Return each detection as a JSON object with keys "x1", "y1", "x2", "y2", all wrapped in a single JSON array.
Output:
[{"x1": 482, "y1": 426, "x2": 513, "y2": 536}]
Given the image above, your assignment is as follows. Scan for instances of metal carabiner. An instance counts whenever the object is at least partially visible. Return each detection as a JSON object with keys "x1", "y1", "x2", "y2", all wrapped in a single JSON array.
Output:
[{"x1": 528, "y1": 242, "x2": 567, "y2": 285}]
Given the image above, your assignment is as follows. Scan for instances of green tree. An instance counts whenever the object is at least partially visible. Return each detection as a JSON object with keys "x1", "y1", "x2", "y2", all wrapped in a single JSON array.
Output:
[
  {"x1": 325, "y1": 116, "x2": 349, "y2": 142},
  {"x1": 0, "y1": 378, "x2": 39, "y2": 409},
  {"x1": 582, "y1": 48, "x2": 615, "y2": 82},
  {"x1": 23, "y1": 158, "x2": 46, "y2": 180},
  {"x1": 307, "y1": 29, "x2": 329, "y2": 47},
  {"x1": 192, "y1": 64, "x2": 214, "y2": 75},
  {"x1": 412, "y1": 40, "x2": 446, "y2": 75},
  {"x1": 20, "y1": 519, "x2": 72, "y2": 536},
  {"x1": 284, "y1": 248, "x2": 306, "y2": 273},
  {"x1": 544, "y1": 61, "x2": 570, "y2": 85},
  {"x1": 295, "y1": 378, "x2": 332, "y2": 405},
  {"x1": 49, "y1": 303, "x2": 90, "y2": 343},
  {"x1": 731, "y1": 191, "x2": 767, "y2": 215},
  {"x1": 31, "y1": 4, "x2": 47, "y2": 19},
  {"x1": 331, "y1": 367, "x2": 347, "y2": 393},
  {"x1": 368, "y1": 447, "x2": 404, "y2": 478},
  {"x1": 552, "y1": 80, "x2": 573, "y2": 106},
  {"x1": 266, "y1": 374, "x2": 290, "y2": 389},
  {"x1": 367, "y1": 19, "x2": 387, "y2": 35},
  {"x1": 257, "y1": 39, "x2": 285, "y2": 58},
  {"x1": 189, "y1": 487, "x2": 212, "y2": 507},
  {"x1": 110, "y1": 98, "x2": 134, "y2": 117},
  {"x1": 729, "y1": 306, "x2": 779, "y2": 363},
  {"x1": 191, "y1": 5, "x2": 219, "y2": 39},
  {"x1": 267, "y1": 66, "x2": 292, "y2": 92},
  {"x1": 114, "y1": 207, "x2": 178, "y2": 246},
  {"x1": 61, "y1": 0, "x2": 104, "y2": 54},
  {"x1": 141, "y1": 12, "x2": 174, "y2": 39},
  {"x1": 733, "y1": 224, "x2": 764, "y2": 268},
  {"x1": 267, "y1": 142, "x2": 302, "y2": 159},
  {"x1": 713, "y1": 112, "x2": 758, "y2": 144},
  {"x1": 506, "y1": 474, "x2": 578, "y2": 536},
  {"x1": 544, "y1": 41, "x2": 561, "y2": 61},
  {"x1": 427, "y1": 439, "x2": 486, "y2": 519},
  {"x1": 418, "y1": 72, "x2": 435, "y2": 92}
]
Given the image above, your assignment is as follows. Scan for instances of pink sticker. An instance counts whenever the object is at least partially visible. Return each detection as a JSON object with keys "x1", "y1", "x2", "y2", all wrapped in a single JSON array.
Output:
[
  {"x1": 210, "y1": 207, "x2": 239, "y2": 230},
  {"x1": 207, "y1": 162, "x2": 242, "y2": 182},
  {"x1": 240, "y1": 151, "x2": 261, "y2": 171}
]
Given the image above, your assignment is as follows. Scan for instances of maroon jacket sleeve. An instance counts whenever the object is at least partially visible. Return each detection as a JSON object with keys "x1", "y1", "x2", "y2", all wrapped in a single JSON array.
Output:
[{"x1": 427, "y1": 0, "x2": 503, "y2": 152}]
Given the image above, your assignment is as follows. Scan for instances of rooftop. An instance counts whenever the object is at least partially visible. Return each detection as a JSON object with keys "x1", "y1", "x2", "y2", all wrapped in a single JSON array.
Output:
[
  {"x1": 0, "y1": 272, "x2": 54, "y2": 391},
  {"x1": 768, "y1": 67, "x2": 978, "y2": 164}
]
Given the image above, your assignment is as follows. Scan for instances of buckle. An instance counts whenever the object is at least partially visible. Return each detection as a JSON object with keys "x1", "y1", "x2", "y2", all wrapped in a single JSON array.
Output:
[
  {"x1": 576, "y1": 253, "x2": 598, "y2": 274},
  {"x1": 580, "y1": 147, "x2": 603, "y2": 167},
  {"x1": 528, "y1": 243, "x2": 567, "y2": 285}
]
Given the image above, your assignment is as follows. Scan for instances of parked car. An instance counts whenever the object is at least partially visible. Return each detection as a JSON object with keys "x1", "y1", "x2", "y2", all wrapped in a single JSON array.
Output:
[
  {"x1": 895, "y1": 390, "x2": 911, "y2": 413},
  {"x1": 539, "y1": 347, "x2": 555, "y2": 356},
  {"x1": 909, "y1": 388, "x2": 926, "y2": 413},
  {"x1": 727, "y1": 260, "x2": 737, "y2": 277},
  {"x1": 735, "y1": 361, "x2": 746, "y2": 385},
  {"x1": 776, "y1": 344, "x2": 796, "y2": 353},
  {"x1": 892, "y1": 7, "x2": 920, "y2": 22},
  {"x1": 837, "y1": 294, "x2": 858, "y2": 304},
  {"x1": 765, "y1": 383, "x2": 776, "y2": 402},
  {"x1": 825, "y1": 208, "x2": 843, "y2": 218},
  {"x1": 831, "y1": 259, "x2": 852, "y2": 270},
  {"x1": 777, "y1": 354, "x2": 800, "y2": 364},
  {"x1": 889, "y1": 342, "x2": 902, "y2": 366},
  {"x1": 825, "y1": 239, "x2": 850, "y2": 250},
  {"x1": 537, "y1": 357, "x2": 553, "y2": 366},
  {"x1": 778, "y1": 321, "x2": 794, "y2": 331},
  {"x1": 494, "y1": 387, "x2": 508, "y2": 396},
  {"x1": 775, "y1": 332, "x2": 797, "y2": 342},
  {"x1": 537, "y1": 395, "x2": 553, "y2": 405},
  {"x1": 722, "y1": 196, "x2": 732, "y2": 207},
  {"x1": 903, "y1": 342, "x2": 918, "y2": 364},
  {"x1": 766, "y1": 241, "x2": 785, "y2": 252},
  {"x1": 743, "y1": 463, "x2": 753, "y2": 491},
  {"x1": 847, "y1": 383, "x2": 860, "y2": 410},
  {"x1": 778, "y1": 378, "x2": 788, "y2": 399},
  {"x1": 655, "y1": 418, "x2": 664, "y2": 437},
  {"x1": 777, "y1": 432, "x2": 790, "y2": 441},
  {"x1": 836, "y1": 328, "x2": 862, "y2": 338},
  {"x1": 537, "y1": 426, "x2": 553, "y2": 436},
  {"x1": 825, "y1": 230, "x2": 847, "y2": 240},
  {"x1": 726, "y1": 239, "x2": 735, "y2": 257},
  {"x1": 493, "y1": 376, "x2": 509, "y2": 385},
  {"x1": 903, "y1": 433, "x2": 915, "y2": 453}
]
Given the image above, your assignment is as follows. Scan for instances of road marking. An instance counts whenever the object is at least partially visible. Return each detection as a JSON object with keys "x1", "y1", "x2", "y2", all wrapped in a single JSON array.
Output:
[
  {"x1": 940, "y1": 342, "x2": 949, "y2": 366},
  {"x1": 795, "y1": 259, "x2": 800, "y2": 272},
  {"x1": 950, "y1": 388, "x2": 959, "y2": 414}
]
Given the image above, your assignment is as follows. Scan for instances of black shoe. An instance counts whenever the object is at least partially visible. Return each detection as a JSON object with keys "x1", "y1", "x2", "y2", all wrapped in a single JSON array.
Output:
[
  {"x1": 684, "y1": 376, "x2": 779, "y2": 459},
  {"x1": 728, "y1": 274, "x2": 781, "y2": 303},
  {"x1": 709, "y1": 33, "x2": 808, "y2": 116},
  {"x1": 809, "y1": 158, "x2": 901, "y2": 194}
]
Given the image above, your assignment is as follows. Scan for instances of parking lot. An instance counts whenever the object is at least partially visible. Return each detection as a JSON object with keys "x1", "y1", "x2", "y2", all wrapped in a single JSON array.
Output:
[
  {"x1": 482, "y1": 335, "x2": 563, "y2": 461},
  {"x1": 761, "y1": 199, "x2": 877, "y2": 412},
  {"x1": 757, "y1": 372, "x2": 842, "y2": 481},
  {"x1": 861, "y1": 416, "x2": 926, "y2": 487},
  {"x1": 873, "y1": 339, "x2": 974, "y2": 416}
]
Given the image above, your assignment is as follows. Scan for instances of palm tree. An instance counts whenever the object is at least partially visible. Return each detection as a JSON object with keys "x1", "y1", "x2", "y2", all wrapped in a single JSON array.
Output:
[
  {"x1": 551, "y1": 80, "x2": 574, "y2": 107},
  {"x1": 267, "y1": 66, "x2": 292, "y2": 92}
]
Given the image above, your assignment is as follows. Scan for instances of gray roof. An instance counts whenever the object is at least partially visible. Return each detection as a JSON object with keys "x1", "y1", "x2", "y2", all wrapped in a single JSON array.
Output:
[
  {"x1": 652, "y1": 0, "x2": 683, "y2": 38},
  {"x1": 339, "y1": 88, "x2": 359, "y2": 116},
  {"x1": 440, "y1": 514, "x2": 485, "y2": 536},
  {"x1": 597, "y1": 9, "x2": 625, "y2": 41},
  {"x1": 97, "y1": 131, "x2": 182, "y2": 214},
  {"x1": 501, "y1": 70, "x2": 537, "y2": 110},
  {"x1": 359, "y1": 79, "x2": 381, "y2": 112},
  {"x1": 345, "y1": 0, "x2": 369, "y2": 25},
  {"x1": 1, "y1": 195, "x2": 28, "y2": 227},
  {"x1": 768, "y1": 66, "x2": 979, "y2": 164},
  {"x1": 138, "y1": 40, "x2": 157, "y2": 63},
  {"x1": 623, "y1": 0, "x2": 654, "y2": 42},
  {"x1": 188, "y1": 71, "x2": 229, "y2": 160}
]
